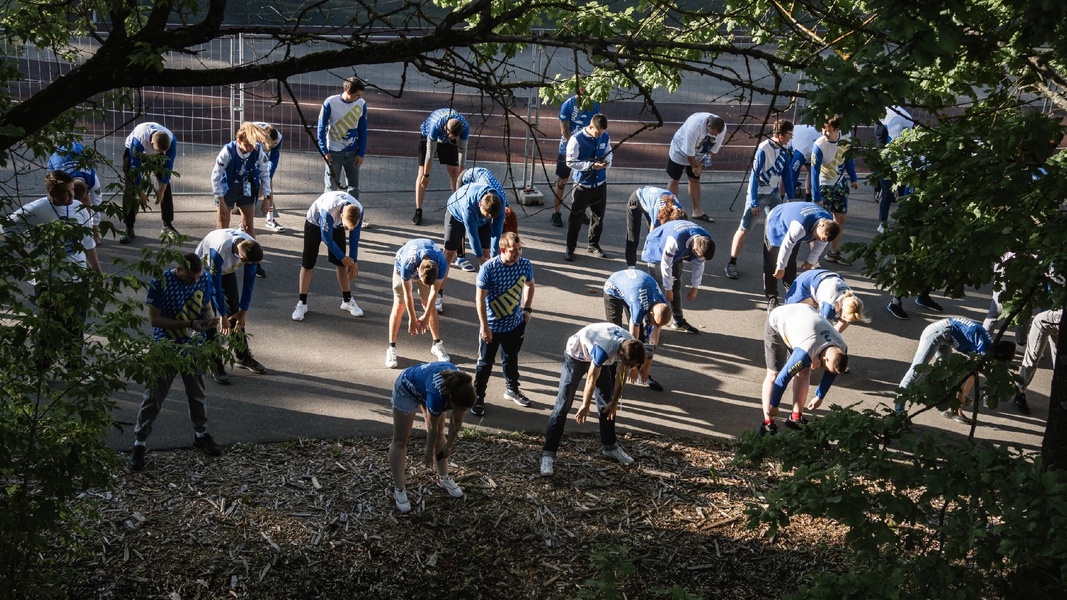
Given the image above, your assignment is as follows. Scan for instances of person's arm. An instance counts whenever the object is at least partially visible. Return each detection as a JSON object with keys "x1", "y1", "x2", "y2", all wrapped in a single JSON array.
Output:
[
  {"x1": 424, "y1": 410, "x2": 447, "y2": 470},
  {"x1": 456, "y1": 131, "x2": 468, "y2": 169},
  {"x1": 356, "y1": 105, "x2": 368, "y2": 158},
  {"x1": 602, "y1": 136, "x2": 613, "y2": 170},
  {"x1": 210, "y1": 147, "x2": 228, "y2": 200},
  {"x1": 804, "y1": 240, "x2": 828, "y2": 268},
  {"x1": 605, "y1": 361, "x2": 627, "y2": 419},
  {"x1": 156, "y1": 141, "x2": 176, "y2": 203},
  {"x1": 522, "y1": 277, "x2": 535, "y2": 323},
  {"x1": 238, "y1": 263, "x2": 256, "y2": 313},
  {"x1": 810, "y1": 369, "x2": 840, "y2": 409},
  {"x1": 85, "y1": 247, "x2": 101, "y2": 273},
  {"x1": 347, "y1": 213, "x2": 363, "y2": 263},
  {"x1": 207, "y1": 251, "x2": 228, "y2": 319},
  {"x1": 319, "y1": 212, "x2": 351, "y2": 264},
  {"x1": 565, "y1": 135, "x2": 593, "y2": 172},
  {"x1": 776, "y1": 222, "x2": 807, "y2": 273},
  {"x1": 476, "y1": 286, "x2": 492, "y2": 344},
  {"x1": 846, "y1": 156, "x2": 858, "y2": 187},
  {"x1": 489, "y1": 208, "x2": 506, "y2": 258},
  {"x1": 257, "y1": 152, "x2": 272, "y2": 199},
  {"x1": 810, "y1": 145, "x2": 824, "y2": 204},
  {"x1": 444, "y1": 407, "x2": 466, "y2": 455},
  {"x1": 575, "y1": 361, "x2": 602, "y2": 424},
  {"x1": 780, "y1": 151, "x2": 795, "y2": 201},
  {"x1": 770, "y1": 347, "x2": 813, "y2": 408},
  {"x1": 749, "y1": 150, "x2": 764, "y2": 208},
  {"x1": 464, "y1": 206, "x2": 485, "y2": 257},
  {"x1": 316, "y1": 102, "x2": 331, "y2": 158},
  {"x1": 688, "y1": 257, "x2": 705, "y2": 294}
]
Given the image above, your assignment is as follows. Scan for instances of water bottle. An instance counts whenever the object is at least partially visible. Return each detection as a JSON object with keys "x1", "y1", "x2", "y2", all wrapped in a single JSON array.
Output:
[{"x1": 702, "y1": 154, "x2": 712, "y2": 168}]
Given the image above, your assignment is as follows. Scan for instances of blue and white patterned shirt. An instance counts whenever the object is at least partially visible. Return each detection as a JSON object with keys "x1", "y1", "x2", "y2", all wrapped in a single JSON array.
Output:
[
  {"x1": 477, "y1": 255, "x2": 534, "y2": 333},
  {"x1": 146, "y1": 269, "x2": 214, "y2": 344}
]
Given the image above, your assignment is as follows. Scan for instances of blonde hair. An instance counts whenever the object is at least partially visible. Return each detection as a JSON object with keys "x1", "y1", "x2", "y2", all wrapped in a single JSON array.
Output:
[
  {"x1": 838, "y1": 293, "x2": 871, "y2": 324},
  {"x1": 236, "y1": 122, "x2": 272, "y2": 150},
  {"x1": 342, "y1": 204, "x2": 362, "y2": 229}
]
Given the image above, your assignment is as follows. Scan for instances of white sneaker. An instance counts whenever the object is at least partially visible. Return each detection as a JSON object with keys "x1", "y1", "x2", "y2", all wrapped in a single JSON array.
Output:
[
  {"x1": 264, "y1": 218, "x2": 286, "y2": 233},
  {"x1": 602, "y1": 446, "x2": 634, "y2": 465},
  {"x1": 340, "y1": 299, "x2": 364, "y2": 317},
  {"x1": 385, "y1": 347, "x2": 398, "y2": 369},
  {"x1": 291, "y1": 301, "x2": 308, "y2": 321},
  {"x1": 434, "y1": 296, "x2": 443, "y2": 314},
  {"x1": 394, "y1": 488, "x2": 411, "y2": 513},
  {"x1": 430, "y1": 340, "x2": 450, "y2": 362},
  {"x1": 454, "y1": 256, "x2": 476, "y2": 272},
  {"x1": 437, "y1": 475, "x2": 464, "y2": 498},
  {"x1": 540, "y1": 455, "x2": 554, "y2": 477}
]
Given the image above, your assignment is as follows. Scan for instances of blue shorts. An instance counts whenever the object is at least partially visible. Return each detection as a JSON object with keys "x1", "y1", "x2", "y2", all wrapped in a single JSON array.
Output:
[
  {"x1": 391, "y1": 376, "x2": 422, "y2": 414},
  {"x1": 739, "y1": 193, "x2": 782, "y2": 232}
]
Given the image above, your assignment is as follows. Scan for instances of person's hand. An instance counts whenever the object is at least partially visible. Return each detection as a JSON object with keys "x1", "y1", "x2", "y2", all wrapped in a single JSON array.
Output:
[
  {"x1": 664, "y1": 289, "x2": 674, "y2": 302},
  {"x1": 323, "y1": 154, "x2": 332, "y2": 165},
  {"x1": 686, "y1": 287, "x2": 698, "y2": 302},
  {"x1": 774, "y1": 268, "x2": 786, "y2": 280},
  {"x1": 692, "y1": 165, "x2": 703, "y2": 178},
  {"x1": 626, "y1": 366, "x2": 639, "y2": 384},
  {"x1": 355, "y1": 156, "x2": 364, "y2": 166},
  {"x1": 575, "y1": 404, "x2": 591, "y2": 424},
  {"x1": 480, "y1": 325, "x2": 492, "y2": 344},
  {"x1": 232, "y1": 310, "x2": 247, "y2": 330},
  {"x1": 604, "y1": 399, "x2": 620, "y2": 420},
  {"x1": 138, "y1": 192, "x2": 149, "y2": 209},
  {"x1": 154, "y1": 191, "x2": 164, "y2": 206},
  {"x1": 800, "y1": 261, "x2": 814, "y2": 272},
  {"x1": 219, "y1": 315, "x2": 233, "y2": 335},
  {"x1": 423, "y1": 450, "x2": 435, "y2": 470},
  {"x1": 418, "y1": 171, "x2": 431, "y2": 190},
  {"x1": 851, "y1": 181, "x2": 859, "y2": 190},
  {"x1": 750, "y1": 206, "x2": 761, "y2": 216},
  {"x1": 347, "y1": 263, "x2": 359, "y2": 280},
  {"x1": 809, "y1": 394, "x2": 824, "y2": 410}
]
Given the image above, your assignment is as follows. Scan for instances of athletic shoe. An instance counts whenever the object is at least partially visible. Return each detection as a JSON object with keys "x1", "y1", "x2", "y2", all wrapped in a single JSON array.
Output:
[
  {"x1": 942, "y1": 409, "x2": 972, "y2": 425},
  {"x1": 915, "y1": 295, "x2": 944, "y2": 312},
  {"x1": 824, "y1": 251, "x2": 852, "y2": 266},
  {"x1": 340, "y1": 299, "x2": 364, "y2": 317},
  {"x1": 540, "y1": 455, "x2": 554, "y2": 476},
  {"x1": 877, "y1": 222, "x2": 887, "y2": 234},
  {"x1": 411, "y1": 208, "x2": 423, "y2": 225},
  {"x1": 1013, "y1": 392, "x2": 1031, "y2": 415},
  {"x1": 437, "y1": 475, "x2": 464, "y2": 498},
  {"x1": 724, "y1": 262, "x2": 739, "y2": 279},
  {"x1": 212, "y1": 369, "x2": 231, "y2": 385},
  {"x1": 193, "y1": 433, "x2": 222, "y2": 456},
  {"x1": 640, "y1": 377, "x2": 664, "y2": 392},
  {"x1": 767, "y1": 296, "x2": 780, "y2": 311},
  {"x1": 385, "y1": 347, "x2": 399, "y2": 369},
  {"x1": 671, "y1": 318, "x2": 699, "y2": 334},
  {"x1": 586, "y1": 245, "x2": 608, "y2": 258},
  {"x1": 887, "y1": 301, "x2": 909, "y2": 320},
  {"x1": 434, "y1": 296, "x2": 444, "y2": 314},
  {"x1": 161, "y1": 223, "x2": 180, "y2": 237},
  {"x1": 784, "y1": 414, "x2": 809, "y2": 430},
  {"x1": 394, "y1": 488, "x2": 411, "y2": 513},
  {"x1": 563, "y1": 251, "x2": 575, "y2": 262},
  {"x1": 430, "y1": 340, "x2": 450, "y2": 362},
  {"x1": 128, "y1": 445, "x2": 146, "y2": 471},
  {"x1": 503, "y1": 388, "x2": 532, "y2": 407},
  {"x1": 759, "y1": 421, "x2": 779, "y2": 436},
  {"x1": 602, "y1": 446, "x2": 634, "y2": 465},
  {"x1": 550, "y1": 212, "x2": 563, "y2": 227},
  {"x1": 470, "y1": 402, "x2": 485, "y2": 417},
  {"x1": 236, "y1": 358, "x2": 267, "y2": 375},
  {"x1": 119, "y1": 228, "x2": 135, "y2": 244},
  {"x1": 264, "y1": 218, "x2": 286, "y2": 233},
  {"x1": 255, "y1": 264, "x2": 267, "y2": 279},
  {"x1": 292, "y1": 301, "x2": 309, "y2": 321},
  {"x1": 454, "y1": 256, "x2": 476, "y2": 272}
]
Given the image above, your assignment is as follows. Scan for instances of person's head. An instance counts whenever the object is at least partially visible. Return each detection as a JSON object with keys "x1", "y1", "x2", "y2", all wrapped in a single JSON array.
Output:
[
  {"x1": 342, "y1": 204, "x2": 362, "y2": 230},
  {"x1": 150, "y1": 130, "x2": 171, "y2": 154},
  {"x1": 838, "y1": 293, "x2": 871, "y2": 325},
  {"x1": 44, "y1": 169, "x2": 75, "y2": 206},
  {"x1": 479, "y1": 192, "x2": 502, "y2": 219},
  {"x1": 499, "y1": 231, "x2": 522, "y2": 265},
  {"x1": 445, "y1": 117, "x2": 464, "y2": 139},
  {"x1": 772, "y1": 119, "x2": 794, "y2": 145},
  {"x1": 235, "y1": 239, "x2": 264, "y2": 264},
  {"x1": 658, "y1": 205, "x2": 687, "y2": 223},
  {"x1": 262, "y1": 123, "x2": 281, "y2": 145},
  {"x1": 72, "y1": 178, "x2": 90, "y2": 206},
  {"x1": 236, "y1": 122, "x2": 272, "y2": 153},
  {"x1": 992, "y1": 340, "x2": 1017, "y2": 362},
  {"x1": 821, "y1": 346, "x2": 848, "y2": 374},
  {"x1": 691, "y1": 235, "x2": 715, "y2": 261},
  {"x1": 588, "y1": 113, "x2": 608, "y2": 136},
  {"x1": 706, "y1": 115, "x2": 726, "y2": 136},
  {"x1": 341, "y1": 77, "x2": 365, "y2": 102},
  {"x1": 814, "y1": 219, "x2": 841, "y2": 242},
  {"x1": 175, "y1": 252, "x2": 203, "y2": 284},
  {"x1": 440, "y1": 370, "x2": 476, "y2": 410},
  {"x1": 822, "y1": 115, "x2": 843, "y2": 141},
  {"x1": 650, "y1": 303, "x2": 673, "y2": 328},
  {"x1": 618, "y1": 339, "x2": 648, "y2": 368},
  {"x1": 417, "y1": 258, "x2": 439, "y2": 286}
]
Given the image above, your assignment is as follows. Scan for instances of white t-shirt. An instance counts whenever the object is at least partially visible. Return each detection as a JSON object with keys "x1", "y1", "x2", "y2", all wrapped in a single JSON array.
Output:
[
  {"x1": 668, "y1": 113, "x2": 726, "y2": 165},
  {"x1": 565, "y1": 323, "x2": 635, "y2": 366},
  {"x1": 2, "y1": 196, "x2": 95, "y2": 270},
  {"x1": 791, "y1": 125, "x2": 821, "y2": 164},
  {"x1": 768, "y1": 304, "x2": 847, "y2": 360}
]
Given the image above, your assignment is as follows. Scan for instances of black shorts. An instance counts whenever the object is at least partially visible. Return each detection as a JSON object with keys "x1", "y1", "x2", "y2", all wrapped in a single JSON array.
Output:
[
  {"x1": 443, "y1": 214, "x2": 490, "y2": 253},
  {"x1": 666, "y1": 158, "x2": 700, "y2": 182},
  {"x1": 555, "y1": 153, "x2": 571, "y2": 180},
  {"x1": 223, "y1": 183, "x2": 258, "y2": 208},
  {"x1": 301, "y1": 219, "x2": 347, "y2": 270},
  {"x1": 418, "y1": 137, "x2": 460, "y2": 167}
]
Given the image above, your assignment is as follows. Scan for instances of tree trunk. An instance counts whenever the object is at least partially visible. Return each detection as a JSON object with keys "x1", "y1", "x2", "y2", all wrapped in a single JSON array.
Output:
[{"x1": 1041, "y1": 309, "x2": 1067, "y2": 469}]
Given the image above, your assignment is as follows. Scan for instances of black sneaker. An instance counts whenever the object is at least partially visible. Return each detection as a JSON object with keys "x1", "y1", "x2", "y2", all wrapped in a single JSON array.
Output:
[
  {"x1": 671, "y1": 318, "x2": 699, "y2": 334},
  {"x1": 255, "y1": 264, "x2": 267, "y2": 279},
  {"x1": 643, "y1": 377, "x2": 664, "y2": 392},
  {"x1": 887, "y1": 301, "x2": 909, "y2": 320},
  {"x1": 586, "y1": 245, "x2": 608, "y2": 258},
  {"x1": 759, "y1": 421, "x2": 779, "y2": 436},
  {"x1": 193, "y1": 432, "x2": 222, "y2": 456},
  {"x1": 1013, "y1": 392, "x2": 1031, "y2": 415},
  {"x1": 784, "y1": 414, "x2": 809, "y2": 430},
  {"x1": 767, "y1": 296, "x2": 780, "y2": 311},
  {"x1": 119, "y1": 228, "x2": 135, "y2": 244},
  {"x1": 915, "y1": 295, "x2": 944, "y2": 312},
  {"x1": 128, "y1": 445, "x2": 146, "y2": 471},
  {"x1": 412, "y1": 208, "x2": 423, "y2": 225},
  {"x1": 236, "y1": 358, "x2": 267, "y2": 375},
  {"x1": 550, "y1": 212, "x2": 563, "y2": 228},
  {"x1": 563, "y1": 251, "x2": 575, "y2": 262},
  {"x1": 470, "y1": 402, "x2": 485, "y2": 417},
  {"x1": 212, "y1": 369, "x2": 231, "y2": 385}
]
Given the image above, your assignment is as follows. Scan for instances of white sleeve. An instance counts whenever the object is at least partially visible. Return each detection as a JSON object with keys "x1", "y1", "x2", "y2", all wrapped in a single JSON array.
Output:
[
  {"x1": 777, "y1": 222, "x2": 808, "y2": 271},
  {"x1": 211, "y1": 148, "x2": 229, "y2": 197},
  {"x1": 90, "y1": 177, "x2": 103, "y2": 226},
  {"x1": 806, "y1": 241, "x2": 828, "y2": 265},
  {"x1": 661, "y1": 237, "x2": 679, "y2": 289},
  {"x1": 689, "y1": 258, "x2": 705, "y2": 289},
  {"x1": 258, "y1": 153, "x2": 272, "y2": 197}
]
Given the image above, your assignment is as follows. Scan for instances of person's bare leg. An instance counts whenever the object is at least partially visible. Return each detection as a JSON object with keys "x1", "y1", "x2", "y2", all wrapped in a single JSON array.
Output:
[
  {"x1": 414, "y1": 164, "x2": 429, "y2": 210},
  {"x1": 730, "y1": 228, "x2": 748, "y2": 259},
  {"x1": 446, "y1": 165, "x2": 462, "y2": 191},
  {"x1": 335, "y1": 265, "x2": 351, "y2": 294},
  {"x1": 216, "y1": 202, "x2": 231, "y2": 230},
  {"x1": 389, "y1": 410, "x2": 416, "y2": 490},
  {"x1": 831, "y1": 213, "x2": 847, "y2": 253},
  {"x1": 389, "y1": 300, "x2": 406, "y2": 344},
  {"x1": 688, "y1": 178, "x2": 703, "y2": 217},
  {"x1": 667, "y1": 178, "x2": 681, "y2": 198},
  {"x1": 761, "y1": 369, "x2": 778, "y2": 421},
  {"x1": 239, "y1": 204, "x2": 255, "y2": 237},
  {"x1": 298, "y1": 267, "x2": 313, "y2": 295}
]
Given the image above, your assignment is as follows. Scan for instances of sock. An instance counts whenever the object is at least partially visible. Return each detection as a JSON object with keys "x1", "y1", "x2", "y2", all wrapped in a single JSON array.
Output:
[
  {"x1": 729, "y1": 257, "x2": 737, "y2": 264},
  {"x1": 763, "y1": 419, "x2": 774, "y2": 425},
  {"x1": 299, "y1": 294, "x2": 308, "y2": 304},
  {"x1": 342, "y1": 291, "x2": 352, "y2": 302},
  {"x1": 433, "y1": 339, "x2": 442, "y2": 344},
  {"x1": 791, "y1": 412, "x2": 802, "y2": 420},
  {"x1": 389, "y1": 342, "x2": 396, "y2": 348},
  {"x1": 134, "y1": 440, "x2": 146, "y2": 447},
  {"x1": 195, "y1": 431, "x2": 205, "y2": 439}
]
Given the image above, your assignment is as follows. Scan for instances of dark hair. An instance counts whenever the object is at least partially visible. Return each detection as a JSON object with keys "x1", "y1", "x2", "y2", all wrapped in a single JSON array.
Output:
[
  {"x1": 618, "y1": 339, "x2": 647, "y2": 366},
  {"x1": 691, "y1": 235, "x2": 715, "y2": 261},
  {"x1": 820, "y1": 220, "x2": 842, "y2": 242},
  {"x1": 591, "y1": 113, "x2": 608, "y2": 130},
  {"x1": 179, "y1": 252, "x2": 203, "y2": 273},
  {"x1": 826, "y1": 114, "x2": 843, "y2": 130},
  {"x1": 479, "y1": 192, "x2": 502, "y2": 218},
  {"x1": 441, "y1": 370, "x2": 476, "y2": 410},
  {"x1": 708, "y1": 116, "x2": 726, "y2": 135},
  {"x1": 343, "y1": 77, "x2": 365, "y2": 93},
  {"x1": 773, "y1": 119, "x2": 794, "y2": 137},
  {"x1": 992, "y1": 340, "x2": 1017, "y2": 362},
  {"x1": 236, "y1": 239, "x2": 264, "y2": 264},
  {"x1": 445, "y1": 117, "x2": 464, "y2": 138},
  {"x1": 44, "y1": 169, "x2": 74, "y2": 193},
  {"x1": 418, "y1": 258, "x2": 439, "y2": 286}
]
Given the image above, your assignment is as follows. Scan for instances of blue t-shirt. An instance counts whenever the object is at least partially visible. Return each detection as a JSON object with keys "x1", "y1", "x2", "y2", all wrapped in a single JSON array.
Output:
[
  {"x1": 603, "y1": 269, "x2": 667, "y2": 328},
  {"x1": 557, "y1": 95, "x2": 601, "y2": 154},
  {"x1": 765, "y1": 202, "x2": 832, "y2": 247},
  {"x1": 477, "y1": 256, "x2": 534, "y2": 333},
  {"x1": 395, "y1": 238, "x2": 449, "y2": 281},
  {"x1": 146, "y1": 269, "x2": 215, "y2": 344},
  {"x1": 948, "y1": 318, "x2": 992, "y2": 354},
  {"x1": 397, "y1": 361, "x2": 459, "y2": 416},
  {"x1": 446, "y1": 182, "x2": 507, "y2": 257}
]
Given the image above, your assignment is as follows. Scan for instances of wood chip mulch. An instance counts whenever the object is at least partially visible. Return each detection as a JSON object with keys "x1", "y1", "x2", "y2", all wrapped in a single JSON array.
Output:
[{"x1": 59, "y1": 433, "x2": 849, "y2": 599}]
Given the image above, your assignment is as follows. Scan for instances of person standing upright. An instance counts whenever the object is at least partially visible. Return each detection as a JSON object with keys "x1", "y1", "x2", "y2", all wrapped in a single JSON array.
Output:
[
  {"x1": 550, "y1": 82, "x2": 601, "y2": 227},
  {"x1": 811, "y1": 115, "x2": 858, "y2": 266},
  {"x1": 414, "y1": 108, "x2": 469, "y2": 225},
  {"x1": 211, "y1": 122, "x2": 272, "y2": 238},
  {"x1": 121, "y1": 122, "x2": 178, "y2": 243},
  {"x1": 666, "y1": 112, "x2": 726, "y2": 222},
  {"x1": 317, "y1": 77, "x2": 368, "y2": 200},
  {"x1": 564, "y1": 113, "x2": 612, "y2": 261}
]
